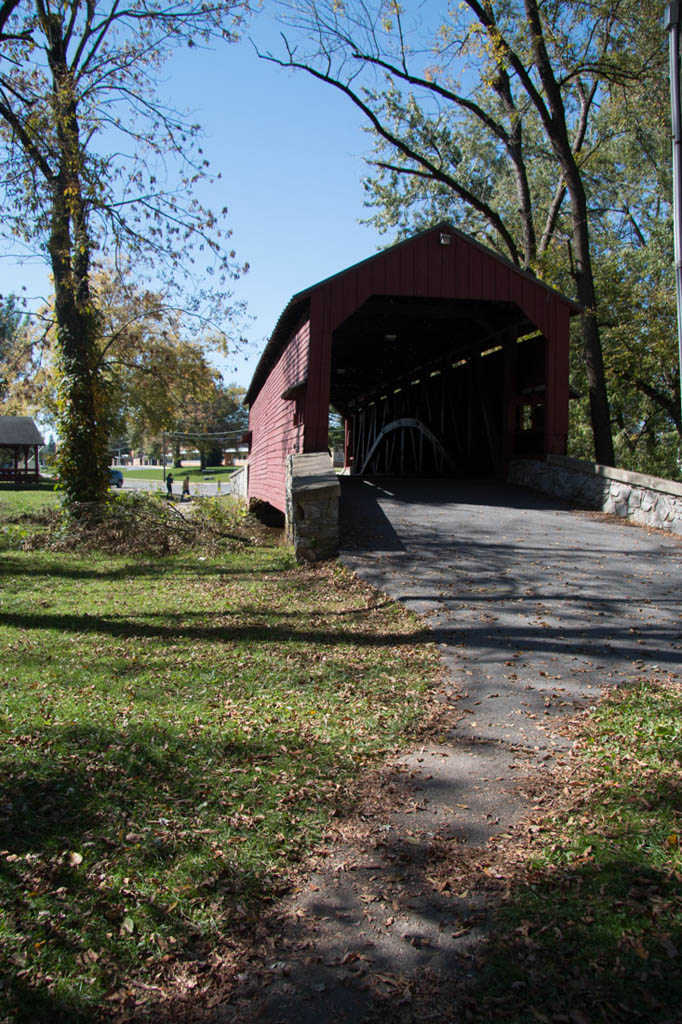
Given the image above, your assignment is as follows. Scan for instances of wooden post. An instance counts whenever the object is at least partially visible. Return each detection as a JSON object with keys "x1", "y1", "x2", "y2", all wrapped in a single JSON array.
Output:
[
  {"x1": 545, "y1": 311, "x2": 570, "y2": 454},
  {"x1": 503, "y1": 330, "x2": 517, "y2": 464}
]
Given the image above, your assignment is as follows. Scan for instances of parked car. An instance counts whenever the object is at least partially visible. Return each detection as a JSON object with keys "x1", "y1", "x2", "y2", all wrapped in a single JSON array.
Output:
[{"x1": 109, "y1": 468, "x2": 124, "y2": 488}]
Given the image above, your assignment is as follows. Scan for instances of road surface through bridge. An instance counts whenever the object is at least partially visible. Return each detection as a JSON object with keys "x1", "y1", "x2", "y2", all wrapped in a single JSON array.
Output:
[{"x1": 340, "y1": 476, "x2": 682, "y2": 753}]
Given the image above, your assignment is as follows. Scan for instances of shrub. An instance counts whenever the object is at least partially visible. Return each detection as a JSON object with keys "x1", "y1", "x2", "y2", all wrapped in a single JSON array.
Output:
[{"x1": 22, "y1": 492, "x2": 263, "y2": 556}]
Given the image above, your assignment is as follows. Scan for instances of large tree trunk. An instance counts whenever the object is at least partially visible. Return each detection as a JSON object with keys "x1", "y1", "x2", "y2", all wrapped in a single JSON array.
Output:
[
  {"x1": 568, "y1": 183, "x2": 615, "y2": 467},
  {"x1": 522, "y1": 0, "x2": 615, "y2": 466},
  {"x1": 50, "y1": 202, "x2": 109, "y2": 504},
  {"x1": 47, "y1": 17, "x2": 110, "y2": 504}
]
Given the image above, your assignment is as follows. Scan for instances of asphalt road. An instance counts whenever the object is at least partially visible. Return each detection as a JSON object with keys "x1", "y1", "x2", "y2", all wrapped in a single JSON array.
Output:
[
  {"x1": 340, "y1": 476, "x2": 682, "y2": 752},
  {"x1": 118, "y1": 475, "x2": 229, "y2": 498}
]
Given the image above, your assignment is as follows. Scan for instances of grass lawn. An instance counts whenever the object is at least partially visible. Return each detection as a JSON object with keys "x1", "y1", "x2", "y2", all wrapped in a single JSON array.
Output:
[
  {"x1": 466, "y1": 677, "x2": 682, "y2": 1023},
  {"x1": 0, "y1": 483, "x2": 61, "y2": 552},
  {"x1": 120, "y1": 466, "x2": 236, "y2": 481},
  {"x1": 0, "y1": 480, "x2": 60, "y2": 515},
  {"x1": 3, "y1": 487, "x2": 681, "y2": 1023},
  {"x1": 0, "y1": 535, "x2": 441, "y2": 1022}
]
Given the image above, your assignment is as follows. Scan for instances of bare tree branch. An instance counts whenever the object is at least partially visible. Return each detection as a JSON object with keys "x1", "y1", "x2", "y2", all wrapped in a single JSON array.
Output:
[{"x1": 260, "y1": 41, "x2": 521, "y2": 265}]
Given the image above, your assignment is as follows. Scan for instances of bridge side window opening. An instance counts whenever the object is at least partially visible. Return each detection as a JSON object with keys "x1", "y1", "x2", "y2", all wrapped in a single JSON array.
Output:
[
  {"x1": 279, "y1": 379, "x2": 307, "y2": 453},
  {"x1": 519, "y1": 402, "x2": 545, "y2": 433},
  {"x1": 513, "y1": 332, "x2": 547, "y2": 456}
]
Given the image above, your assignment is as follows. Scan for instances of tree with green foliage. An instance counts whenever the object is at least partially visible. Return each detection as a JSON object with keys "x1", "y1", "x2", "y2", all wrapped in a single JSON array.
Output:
[
  {"x1": 328, "y1": 409, "x2": 345, "y2": 453},
  {"x1": 265, "y1": 0, "x2": 668, "y2": 468},
  {"x1": 91, "y1": 269, "x2": 239, "y2": 451},
  {"x1": 173, "y1": 379, "x2": 248, "y2": 470},
  {"x1": 2, "y1": 268, "x2": 237, "y2": 458},
  {"x1": 0, "y1": 1, "x2": 248, "y2": 503},
  {"x1": 583, "y1": 15, "x2": 680, "y2": 476},
  {"x1": 0, "y1": 294, "x2": 25, "y2": 401}
]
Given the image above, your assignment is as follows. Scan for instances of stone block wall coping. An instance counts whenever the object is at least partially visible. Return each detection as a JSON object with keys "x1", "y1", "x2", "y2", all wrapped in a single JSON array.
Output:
[
  {"x1": 292, "y1": 479, "x2": 340, "y2": 495},
  {"x1": 289, "y1": 452, "x2": 340, "y2": 496},
  {"x1": 286, "y1": 451, "x2": 340, "y2": 562},
  {"x1": 547, "y1": 454, "x2": 682, "y2": 498}
]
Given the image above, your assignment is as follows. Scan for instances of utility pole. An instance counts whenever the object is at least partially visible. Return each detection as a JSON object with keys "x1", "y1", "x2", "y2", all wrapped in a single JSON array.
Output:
[{"x1": 665, "y1": 1, "x2": 682, "y2": 427}]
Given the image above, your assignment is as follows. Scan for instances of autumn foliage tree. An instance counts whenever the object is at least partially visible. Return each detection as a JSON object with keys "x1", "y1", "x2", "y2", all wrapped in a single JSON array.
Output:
[
  {"x1": 91, "y1": 269, "x2": 239, "y2": 450},
  {"x1": 2, "y1": 268, "x2": 240, "y2": 461},
  {"x1": 172, "y1": 380, "x2": 248, "y2": 470},
  {"x1": 0, "y1": 1, "x2": 248, "y2": 502}
]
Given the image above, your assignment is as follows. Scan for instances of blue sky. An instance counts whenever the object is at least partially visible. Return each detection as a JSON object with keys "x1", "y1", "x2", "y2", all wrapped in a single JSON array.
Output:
[
  {"x1": 187, "y1": 25, "x2": 388, "y2": 388},
  {"x1": 0, "y1": 10, "x2": 389, "y2": 395}
]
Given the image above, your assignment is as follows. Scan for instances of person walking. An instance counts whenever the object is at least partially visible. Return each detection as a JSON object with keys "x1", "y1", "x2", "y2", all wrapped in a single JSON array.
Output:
[
  {"x1": 166, "y1": 472, "x2": 174, "y2": 499},
  {"x1": 181, "y1": 475, "x2": 190, "y2": 501}
]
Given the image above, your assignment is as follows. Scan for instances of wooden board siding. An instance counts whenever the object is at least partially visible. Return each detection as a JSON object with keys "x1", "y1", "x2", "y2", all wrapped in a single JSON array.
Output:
[
  {"x1": 544, "y1": 305, "x2": 570, "y2": 454},
  {"x1": 312, "y1": 227, "x2": 569, "y2": 344},
  {"x1": 248, "y1": 320, "x2": 310, "y2": 512},
  {"x1": 302, "y1": 292, "x2": 333, "y2": 454}
]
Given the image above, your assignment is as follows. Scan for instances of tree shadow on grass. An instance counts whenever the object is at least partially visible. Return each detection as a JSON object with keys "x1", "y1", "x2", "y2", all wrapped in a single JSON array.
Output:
[
  {"x1": 457, "y1": 767, "x2": 682, "y2": 1022},
  {"x1": 0, "y1": 606, "x2": 429, "y2": 650},
  {"x1": 0, "y1": 552, "x2": 286, "y2": 583},
  {"x1": 235, "y1": 809, "x2": 682, "y2": 1024},
  {"x1": 0, "y1": 722, "x2": 346, "y2": 1023}
]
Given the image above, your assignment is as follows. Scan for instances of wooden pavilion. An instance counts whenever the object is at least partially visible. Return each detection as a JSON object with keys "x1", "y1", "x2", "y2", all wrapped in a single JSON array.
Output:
[{"x1": 0, "y1": 416, "x2": 44, "y2": 482}]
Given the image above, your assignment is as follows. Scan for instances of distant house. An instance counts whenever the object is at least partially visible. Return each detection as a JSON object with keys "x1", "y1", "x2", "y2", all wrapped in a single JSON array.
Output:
[
  {"x1": 223, "y1": 446, "x2": 249, "y2": 467},
  {"x1": 0, "y1": 416, "x2": 44, "y2": 482}
]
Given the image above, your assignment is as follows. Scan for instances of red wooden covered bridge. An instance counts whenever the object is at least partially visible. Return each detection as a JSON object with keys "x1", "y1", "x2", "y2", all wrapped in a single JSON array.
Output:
[{"x1": 244, "y1": 223, "x2": 580, "y2": 557}]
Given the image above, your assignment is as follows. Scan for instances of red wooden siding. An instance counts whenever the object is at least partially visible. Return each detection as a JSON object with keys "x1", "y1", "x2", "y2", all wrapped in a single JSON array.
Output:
[
  {"x1": 248, "y1": 320, "x2": 310, "y2": 511},
  {"x1": 544, "y1": 306, "x2": 570, "y2": 453},
  {"x1": 312, "y1": 225, "x2": 568, "y2": 338},
  {"x1": 302, "y1": 292, "x2": 333, "y2": 453}
]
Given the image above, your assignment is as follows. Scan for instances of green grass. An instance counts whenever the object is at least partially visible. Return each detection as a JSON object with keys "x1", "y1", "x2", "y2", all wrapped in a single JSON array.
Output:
[
  {"x1": 468, "y1": 678, "x2": 682, "y2": 1023},
  {"x1": 120, "y1": 466, "x2": 236, "y2": 481},
  {"x1": 0, "y1": 483, "x2": 61, "y2": 552},
  {"x1": 0, "y1": 539, "x2": 441, "y2": 1022},
  {"x1": 0, "y1": 480, "x2": 60, "y2": 515}
]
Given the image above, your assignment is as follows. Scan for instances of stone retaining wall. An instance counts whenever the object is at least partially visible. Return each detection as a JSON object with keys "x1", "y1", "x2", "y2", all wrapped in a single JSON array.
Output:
[
  {"x1": 228, "y1": 464, "x2": 248, "y2": 501},
  {"x1": 508, "y1": 454, "x2": 682, "y2": 535},
  {"x1": 285, "y1": 452, "x2": 340, "y2": 561}
]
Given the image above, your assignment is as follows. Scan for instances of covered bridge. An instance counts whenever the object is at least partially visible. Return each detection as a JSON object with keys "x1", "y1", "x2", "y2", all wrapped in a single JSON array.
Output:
[{"x1": 244, "y1": 223, "x2": 580, "y2": 557}]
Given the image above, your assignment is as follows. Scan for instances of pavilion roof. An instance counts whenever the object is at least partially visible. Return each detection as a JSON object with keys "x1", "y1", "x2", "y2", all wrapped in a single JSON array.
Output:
[{"x1": 0, "y1": 416, "x2": 44, "y2": 445}]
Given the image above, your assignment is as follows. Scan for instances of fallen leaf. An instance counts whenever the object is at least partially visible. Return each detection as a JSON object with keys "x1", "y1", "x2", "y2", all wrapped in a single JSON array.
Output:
[{"x1": 120, "y1": 916, "x2": 135, "y2": 936}]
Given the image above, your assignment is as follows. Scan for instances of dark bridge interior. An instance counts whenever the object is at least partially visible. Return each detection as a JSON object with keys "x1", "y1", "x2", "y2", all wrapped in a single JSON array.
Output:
[{"x1": 329, "y1": 294, "x2": 549, "y2": 477}]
